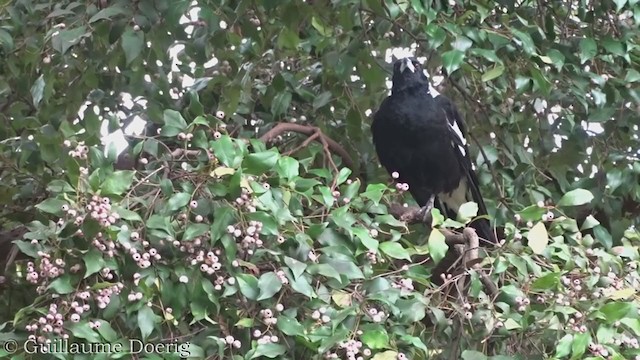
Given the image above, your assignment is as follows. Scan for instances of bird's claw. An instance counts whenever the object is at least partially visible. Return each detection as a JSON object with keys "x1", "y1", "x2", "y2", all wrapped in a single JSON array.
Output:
[{"x1": 418, "y1": 196, "x2": 435, "y2": 223}]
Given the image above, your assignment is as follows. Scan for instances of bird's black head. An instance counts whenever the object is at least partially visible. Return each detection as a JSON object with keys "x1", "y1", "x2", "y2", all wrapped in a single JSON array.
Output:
[{"x1": 391, "y1": 57, "x2": 429, "y2": 93}]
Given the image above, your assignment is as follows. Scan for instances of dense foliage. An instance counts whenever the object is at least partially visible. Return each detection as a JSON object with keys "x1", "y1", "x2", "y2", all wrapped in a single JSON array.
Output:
[{"x1": 1, "y1": 0, "x2": 639, "y2": 359}]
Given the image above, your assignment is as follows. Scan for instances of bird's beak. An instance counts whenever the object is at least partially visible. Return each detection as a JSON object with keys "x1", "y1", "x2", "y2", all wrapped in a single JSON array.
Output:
[{"x1": 399, "y1": 58, "x2": 415, "y2": 73}]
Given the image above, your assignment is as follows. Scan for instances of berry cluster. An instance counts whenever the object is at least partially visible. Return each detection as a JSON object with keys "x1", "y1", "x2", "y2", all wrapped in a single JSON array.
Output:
[
  {"x1": 227, "y1": 220, "x2": 264, "y2": 256},
  {"x1": 193, "y1": 249, "x2": 223, "y2": 275},
  {"x1": 365, "y1": 249, "x2": 380, "y2": 264},
  {"x1": 391, "y1": 278, "x2": 414, "y2": 295},
  {"x1": 224, "y1": 335, "x2": 242, "y2": 349},
  {"x1": 514, "y1": 296, "x2": 530, "y2": 312},
  {"x1": 234, "y1": 187, "x2": 257, "y2": 213},
  {"x1": 123, "y1": 231, "x2": 162, "y2": 269},
  {"x1": 64, "y1": 140, "x2": 88, "y2": 159},
  {"x1": 367, "y1": 307, "x2": 387, "y2": 323},
  {"x1": 25, "y1": 283, "x2": 122, "y2": 344},
  {"x1": 254, "y1": 329, "x2": 279, "y2": 345},
  {"x1": 89, "y1": 232, "x2": 117, "y2": 258},
  {"x1": 26, "y1": 303, "x2": 68, "y2": 343},
  {"x1": 25, "y1": 255, "x2": 65, "y2": 285},
  {"x1": 260, "y1": 308, "x2": 278, "y2": 326},
  {"x1": 275, "y1": 269, "x2": 289, "y2": 285},
  {"x1": 311, "y1": 307, "x2": 331, "y2": 324}
]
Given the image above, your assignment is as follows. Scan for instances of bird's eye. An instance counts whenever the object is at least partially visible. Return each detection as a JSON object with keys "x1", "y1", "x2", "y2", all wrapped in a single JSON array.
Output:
[{"x1": 412, "y1": 61, "x2": 420, "y2": 67}]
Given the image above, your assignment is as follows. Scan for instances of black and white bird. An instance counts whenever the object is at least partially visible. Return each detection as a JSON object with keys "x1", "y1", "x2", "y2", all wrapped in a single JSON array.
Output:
[{"x1": 372, "y1": 57, "x2": 496, "y2": 282}]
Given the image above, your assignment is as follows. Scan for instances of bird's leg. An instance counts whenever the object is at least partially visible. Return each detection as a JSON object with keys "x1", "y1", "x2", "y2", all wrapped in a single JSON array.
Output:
[{"x1": 418, "y1": 195, "x2": 435, "y2": 223}]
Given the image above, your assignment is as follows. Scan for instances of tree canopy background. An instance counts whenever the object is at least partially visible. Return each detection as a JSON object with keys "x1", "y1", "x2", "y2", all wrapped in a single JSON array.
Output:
[{"x1": 0, "y1": 0, "x2": 639, "y2": 359}]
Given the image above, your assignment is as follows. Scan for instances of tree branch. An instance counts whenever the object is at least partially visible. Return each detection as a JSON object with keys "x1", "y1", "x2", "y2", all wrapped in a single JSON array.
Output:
[
  {"x1": 388, "y1": 203, "x2": 498, "y2": 297},
  {"x1": 259, "y1": 123, "x2": 355, "y2": 170}
]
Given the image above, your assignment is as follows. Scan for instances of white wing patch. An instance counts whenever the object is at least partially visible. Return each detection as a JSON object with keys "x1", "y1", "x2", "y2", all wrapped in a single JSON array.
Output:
[
  {"x1": 446, "y1": 115, "x2": 467, "y2": 157},
  {"x1": 428, "y1": 83, "x2": 440, "y2": 97},
  {"x1": 439, "y1": 178, "x2": 469, "y2": 213}
]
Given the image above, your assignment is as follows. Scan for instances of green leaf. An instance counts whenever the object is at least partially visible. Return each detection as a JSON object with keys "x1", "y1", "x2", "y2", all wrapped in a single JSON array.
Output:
[
  {"x1": 277, "y1": 315, "x2": 305, "y2": 336},
  {"x1": 83, "y1": 249, "x2": 105, "y2": 278},
  {"x1": 31, "y1": 74, "x2": 45, "y2": 108},
  {"x1": 284, "y1": 257, "x2": 307, "y2": 280},
  {"x1": 361, "y1": 184, "x2": 386, "y2": 205},
  {"x1": 288, "y1": 273, "x2": 316, "y2": 298},
  {"x1": 571, "y1": 331, "x2": 590, "y2": 358},
  {"x1": 511, "y1": 29, "x2": 536, "y2": 55},
  {"x1": 441, "y1": 50, "x2": 465, "y2": 75},
  {"x1": 311, "y1": 16, "x2": 332, "y2": 36},
  {"x1": 236, "y1": 274, "x2": 259, "y2": 300},
  {"x1": 35, "y1": 198, "x2": 66, "y2": 215},
  {"x1": 531, "y1": 272, "x2": 560, "y2": 290},
  {"x1": 613, "y1": 0, "x2": 628, "y2": 11},
  {"x1": 625, "y1": 69, "x2": 640, "y2": 82},
  {"x1": 47, "y1": 180, "x2": 74, "y2": 193},
  {"x1": 52, "y1": 26, "x2": 89, "y2": 54},
  {"x1": 457, "y1": 202, "x2": 478, "y2": 223},
  {"x1": 277, "y1": 28, "x2": 300, "y2": 49},
  {"x1": 102, "y1": 170, "x2": 135, "y2": 195},
  {"x1": 256, "y1": 272, "x2": 283, "y2": 300},
  {"x1": 331, "y1": 290, "x2": 352, "y2": 307},
  {"x1": 504, "y1": 318, "x2": 521, "y2": 330},
  {"x1": 167, "y1": 192, "x2": 191, "y2": 211},
  {"x1": 183, "y1": 224, "x2": 209, "y2": 241},
  {"x1": 244, "y1": 150, "x2": 279, "y2": 174},
  {"x1": 620, "y1": 318, "x2": 640, "y2": 336},
  {"x1": 112, "y1": 206, "x2": 143, "y2": 222},
  {"x1": 527, "y1": 222, "x2": 548, "y2": 255},
  {"x1": 602, "y1": 38, "x2": 625, "y2": 56},
  {"x1": 250, "y1": 343, "x2": 286, "y2": 359},
  {"x1": 48, "y1": 276, "x2": 74, "y2": 294},
  {"x1": 379, "y1": 242, "x2": 411, "y2": 260},
  {"x1": 210, "y1": 135, "x2": 236, "y2": 167},
  {"x1": 557, "y1": 188, "x2": 594, "y2": 206},
  {"x1": 210, "y1": 206, "x2": 235, "y2": 243},
  {"x1": 547, "y1": 49, "x2": 566, "y2": 70},
  {"x1": 371, "y1": 351, "x2": 399, "y2": 360},
  {"x1": 481, "y1": 65, "x2": 505, "y2": 82},
  {"x1": 313, "y1": 91, "x2": 332, "y2": 110},
  {"x1": 121, "y1": 27, "x2": 144, "y2": 65},
  {"x1": 461, "y1": 351, "x2": 488, "y2": 360},
  {"x1": 276, "y1": 157, "x2": 299, "y2": 180},
  {"x1": 399, "y1": 334, "x2": 428, "y2": 353},
  {"x1": 360, "y1": 325, "x2": 390, "y2": 349},
  {"x1": 95, "y1": 322, "x2": 118, "y2": 342},
  {"x1": 555, "y1": 334, "x2": 573, "y2": 357},
  {"x1": 137, "y1": 307, "x2": 158, "y2": 340},
  {"x1": 599, "y1": 302, "x2": 634, "y2": 323},
  {"x1": 67, "y1": 323, "x2": 100, "y2": 342},
  {"x1": 579, "y1": 38, "x2": 598, "y2": 64},
  {"x1": 428, "y1": 229, "x2": 448, "y2": 264},
  {"x1": 271, "y1": 91, "x2": 292, "y2": 117},
  {"x1": 353, "y1": 227, "x2": 378, "y2": 251},
  {"x1": 163, "y1": 109, "x2": 188, "y2": 130},
  {"x1": 88, "y1": 6, "x2": 126, "y2": 23},
  {"x1": 0, "y1": 29, "x2": 14, "y2": 51}
]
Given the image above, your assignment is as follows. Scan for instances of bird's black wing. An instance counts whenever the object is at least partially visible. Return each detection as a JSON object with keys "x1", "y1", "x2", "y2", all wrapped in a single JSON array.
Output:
[{"x1": 433, "y1": 94, "x2": 496, "y2": 244}]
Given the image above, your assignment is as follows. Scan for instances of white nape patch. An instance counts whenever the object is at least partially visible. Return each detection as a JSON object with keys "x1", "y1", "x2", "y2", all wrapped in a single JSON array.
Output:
[
  {"x1": 385, "y1": 47, "x2": 414, "y2": 63},
  {"x1": 439, "y1": 178, "x2": 469, "y2": 213}
]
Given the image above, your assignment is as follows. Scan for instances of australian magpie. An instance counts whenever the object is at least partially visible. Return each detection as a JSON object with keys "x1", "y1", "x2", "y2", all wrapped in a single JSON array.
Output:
[{"x1": 371, "y1": 57, "x2": 496, "y2": 283}]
